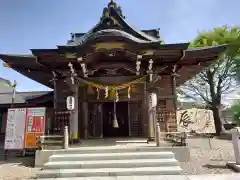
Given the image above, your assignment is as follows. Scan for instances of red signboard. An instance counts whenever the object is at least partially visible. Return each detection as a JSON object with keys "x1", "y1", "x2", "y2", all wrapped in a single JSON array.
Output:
[{"x1": 25, "y1": 107, "x2": 46, "y2": 149}]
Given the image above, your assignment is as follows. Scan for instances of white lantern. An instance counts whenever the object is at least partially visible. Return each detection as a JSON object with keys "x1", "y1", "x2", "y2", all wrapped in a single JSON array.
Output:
[{"x1": 66, "y1": 96, "x2": 75, "y2": 110}]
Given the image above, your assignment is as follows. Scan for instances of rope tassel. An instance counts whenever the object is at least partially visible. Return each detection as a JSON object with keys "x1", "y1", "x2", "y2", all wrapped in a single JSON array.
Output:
[
  {"x1": 128, "y1": 86, "x2": 131, "y2": 99},
  {"x1": 113, "y1": 100, "x2": 119, "y2": 128},
  {"x1": 116, "y1": 90, "x2": 119, "y2": 102}
]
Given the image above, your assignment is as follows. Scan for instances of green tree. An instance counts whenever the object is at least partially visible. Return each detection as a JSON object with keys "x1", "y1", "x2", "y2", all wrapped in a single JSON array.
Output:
[
  {"x1": 229, "y1": 35, "x2": 240, "y2": 81},
  {"x1": 180, "y1": 26, "x2": 240, "y2": 136},
  {"x1": 231, "y1": 100, "x2": 240, "y2": 125}
]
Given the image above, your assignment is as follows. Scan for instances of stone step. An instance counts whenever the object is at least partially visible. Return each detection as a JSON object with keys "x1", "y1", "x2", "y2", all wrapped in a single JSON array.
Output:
[
  {"x1": 49, "y1": 151, "x2": 175, "y2": 162},
  {"x1": 34, "y1": 174, "x2": 240, "y2": 180},
  {"x1": 55, "y1": 145, "x2": 175, "y2": 154},
  {"x1": 37, "y1": 166, "x2": 182, "y2": 178},
  {"x1": 44, "y1": 158, "x2": 178, "y2": 169},
  {"x1": 116, "y1": 139, "x2": 148, "y2": 144}
]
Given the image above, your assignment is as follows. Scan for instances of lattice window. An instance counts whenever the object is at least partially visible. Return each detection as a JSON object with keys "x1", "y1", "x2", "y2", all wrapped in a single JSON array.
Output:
[
  {"x1": 54, "y1": 111, "x2": 70, "y2": 134},
  {"x1": 158, "y1": 100, "x2": 166, "y2": 108}
]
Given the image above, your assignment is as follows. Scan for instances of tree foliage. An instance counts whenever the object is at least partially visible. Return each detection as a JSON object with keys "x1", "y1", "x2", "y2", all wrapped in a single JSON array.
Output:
[
  {"x1": 229, "y1": 34, "x2": 240, "y2": 82},
  {"x1": 180, "y1": 26, "x2": 240, "y2": 135},
  {"x1": 231, "y1": 100, "x2": 240, "y2": 125}
]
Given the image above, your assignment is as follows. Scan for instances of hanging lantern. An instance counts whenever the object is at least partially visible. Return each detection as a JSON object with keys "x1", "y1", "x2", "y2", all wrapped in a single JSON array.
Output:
[
  {"x1": 128, "y1": 86, "x2": 131, "y2": 99},
  {"x1": 113, "y1": 100, "x2": 119, "y2": 128}
]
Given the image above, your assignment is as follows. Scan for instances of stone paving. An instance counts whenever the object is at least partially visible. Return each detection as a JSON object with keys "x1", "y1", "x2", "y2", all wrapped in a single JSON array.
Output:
[
  {"x1": 36, "y1": 174, "x2": 240, "y2": 180},
  {"x1": 0, "y1": 137, "x2": 239, "y2": 179}
]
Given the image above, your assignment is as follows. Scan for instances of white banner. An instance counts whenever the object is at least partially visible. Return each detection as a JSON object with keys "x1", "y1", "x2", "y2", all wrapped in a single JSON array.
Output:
[{"x1": 4, "y1": 108, "x2": 26, "y2": 150}]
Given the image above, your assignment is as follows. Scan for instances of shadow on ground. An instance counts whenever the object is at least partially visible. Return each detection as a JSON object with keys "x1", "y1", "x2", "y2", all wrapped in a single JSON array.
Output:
[
  {"x1": 0, "y1": 156, "x2": 35, "y2": 167},
  {"x1": 0, "y1": 139, "x2": 35, "y2": 168},
  {"x1": 202, "y1": 164, "x2": 229, "y2": 169}
]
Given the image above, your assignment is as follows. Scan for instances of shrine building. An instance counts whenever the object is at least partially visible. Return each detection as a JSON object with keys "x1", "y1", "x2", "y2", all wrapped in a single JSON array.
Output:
[{"x1": 0, "y1": 1, "x2": 226, "y2": 141}]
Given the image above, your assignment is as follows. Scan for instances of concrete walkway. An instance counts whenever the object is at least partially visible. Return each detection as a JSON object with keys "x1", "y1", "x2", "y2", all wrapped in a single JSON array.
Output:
[{"x1": 37, "y1": 173, "x2": 240, "y2": 180}]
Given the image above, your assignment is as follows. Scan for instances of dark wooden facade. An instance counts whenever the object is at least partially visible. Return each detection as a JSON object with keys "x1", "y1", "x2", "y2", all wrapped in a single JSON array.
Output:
[{"x1": 0, "y1": 1, "x2": 226, "y2": 140}]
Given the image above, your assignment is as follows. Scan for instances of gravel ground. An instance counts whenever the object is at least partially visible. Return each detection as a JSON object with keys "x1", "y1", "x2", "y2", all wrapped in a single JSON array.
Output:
[
  {"x1": 180, "y1": 137, "x2": 236, "y2": 174},
  {"x1": 0, "y1": 137, "x2": 238, "y2": 179},
  {"x1": 0, "y1": 157, "x2": 39, "y2": 180},
  {"x1": 0, "y1": 143, "x2": 39, "y2": 180}
]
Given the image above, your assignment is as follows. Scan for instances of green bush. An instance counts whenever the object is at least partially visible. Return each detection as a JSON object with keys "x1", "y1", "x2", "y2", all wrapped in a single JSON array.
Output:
[{"x1": 231, "y1": 100, "x2": 240, "y2": 125}]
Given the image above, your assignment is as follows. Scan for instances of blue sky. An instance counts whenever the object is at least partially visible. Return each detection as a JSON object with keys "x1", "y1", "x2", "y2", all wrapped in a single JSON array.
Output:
[{"x1": 0, "y1": 0, "x2": 240, "y2": 92}]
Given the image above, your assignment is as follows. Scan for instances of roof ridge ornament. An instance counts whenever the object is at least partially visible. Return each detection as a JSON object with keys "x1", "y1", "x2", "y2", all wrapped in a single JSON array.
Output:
[
  {"x1": 101, "y1": 0, "x2": 125, "y2": 20},
  {"x1": 108, "y1": 0, "x2": 116, "y2": 8}
]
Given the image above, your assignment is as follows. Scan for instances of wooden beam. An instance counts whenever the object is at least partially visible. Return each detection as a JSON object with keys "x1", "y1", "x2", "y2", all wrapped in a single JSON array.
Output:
[{"x1": 88, "y1": 61, "x2": 136, "y2": 70}]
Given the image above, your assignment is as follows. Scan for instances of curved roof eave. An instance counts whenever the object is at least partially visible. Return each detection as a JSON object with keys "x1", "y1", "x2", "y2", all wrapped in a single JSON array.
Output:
[
  {"x1": 186, "y1": 44, "x2": 227, "y2": 52},
  {"x1": 109, "y1": 7, "x2": 160, "y2": 42},
  {"x1": 76, "y1": 29, "x2": 161, "y2": 46},
  {"x1": 184, "y1": 45, "x2": 227, "y2": 59},
  {"x1": 0, "y1": 54, "x2": 35, "y2": 59},
  {"x1": 66, "y1": 6, "x2": 161, "y2": 46},
  {"x1": 0, "y1": 54, "x2": 44, "y2": 69}
]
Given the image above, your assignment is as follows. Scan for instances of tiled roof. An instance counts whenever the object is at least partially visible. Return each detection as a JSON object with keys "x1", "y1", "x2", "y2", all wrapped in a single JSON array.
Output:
[
  {"x1": 66, "y1": 5, "x2": 160, "y2": 47},
  {"x1": 0, "y1": 78, "x2": 52, "y2": 104},
  {"x1": 0, "y1": 93, "x2": 25, "y2": 104},
  {"x1": 0, "y1": 78, "x2": 12, "y2": 93},
  {"x1": 67, "y1": 29, "x2": 160, "y2": 47},
  {"x1": 0, "y1": 91, "x2": 51, "y2": 104}
]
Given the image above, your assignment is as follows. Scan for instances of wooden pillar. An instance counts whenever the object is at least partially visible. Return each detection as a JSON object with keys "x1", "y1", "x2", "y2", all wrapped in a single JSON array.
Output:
[
  {"x1": 70, "y1": 85, "x2": 79, "y2": 142},
  {"x1": 142, "y1": 82, "x2": 153, "y2": 141},
  {"x1": 52, "y1": 77, "x2": 57, "y2": 134},
  {"x1": 148, "y1": 93, "x2": 155, "y2": 141},
  {"x1": 82, "y1": 86, "x2": 88, "y2": 139},
  {"x1": 53, "y1": 79, "x2": 57, "y2": 110},
  {"x1": 170, "y1": 72, "x2": 178, "y2": 132},
  {"x1": 171, "y1": 74, "x2": 177, "y2": 112},
  {"x1": 142, "y1": 82, "x2": 148, "y2": 137}
]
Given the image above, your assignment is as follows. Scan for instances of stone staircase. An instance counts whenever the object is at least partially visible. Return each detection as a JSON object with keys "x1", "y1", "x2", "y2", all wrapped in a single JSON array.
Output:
[{"x1": 36, "y1": 145, "x2": 182, "y2": 179}]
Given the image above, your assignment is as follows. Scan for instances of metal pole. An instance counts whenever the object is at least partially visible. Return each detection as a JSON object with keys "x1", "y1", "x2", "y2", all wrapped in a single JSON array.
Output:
[{"x1": 11, "y1": 80, "x2": 16, "y2": 108}]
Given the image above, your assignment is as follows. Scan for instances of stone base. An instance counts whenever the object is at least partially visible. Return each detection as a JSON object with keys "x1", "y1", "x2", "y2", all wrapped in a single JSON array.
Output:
[
  {"x1": 69, "y1": 139, "x2": 81, "y2": 145},
  {"x1": 147, "y1": 137, "x2": 155, "y2": 142},
  {"x1": 226, "y1": 162, "x2": 240, "y2": 172},
  {"x1": 35, "y1": 149, "x2": 56, "y2": 167}
]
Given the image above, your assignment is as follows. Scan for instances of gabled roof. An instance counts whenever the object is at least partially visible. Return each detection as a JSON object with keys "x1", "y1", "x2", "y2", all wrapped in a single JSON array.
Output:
[
  {"x1": 0, "y1": 91, "x2": 52, "y2": 105},
  {"x1": 66, "y1": 1, "x2": 161, "y2": 47},
  {"x1": 67, "y1": 29, "x2": 161, "y2": 47},
  {"x1": 0, "y1": 1, "x2": 227, "y2": 88}
]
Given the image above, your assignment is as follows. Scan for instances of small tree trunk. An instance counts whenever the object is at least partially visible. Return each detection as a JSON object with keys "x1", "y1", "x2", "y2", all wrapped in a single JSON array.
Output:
[{"x1": 212, "y1": 107, "x2": 222, "y2": 136}]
